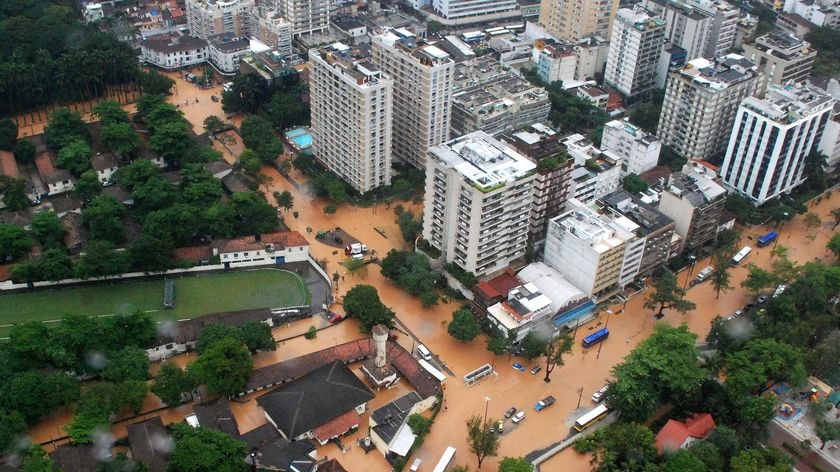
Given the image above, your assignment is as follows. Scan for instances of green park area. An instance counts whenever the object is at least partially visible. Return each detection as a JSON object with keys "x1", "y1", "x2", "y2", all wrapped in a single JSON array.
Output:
[{"x1": 0, "y1": 269, "x2": 309, "y2": 332}]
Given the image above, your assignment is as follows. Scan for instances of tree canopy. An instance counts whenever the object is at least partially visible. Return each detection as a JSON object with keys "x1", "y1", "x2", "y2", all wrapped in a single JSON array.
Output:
[
  {"x1": 573, "y1": 422, "x2": 658, "y2": 472},
  {"x1": 448, "y1": 308, "x2": 481, "y2": 341},
  {"x1": 189, "y1": 338, "x2": 253, "y2": 396},
  {"x1": 168, "y1": 423, "x2": 249, "y2": 472},
  {"x1": 342, "y1": 284, "x2": 396, "y2": 331},
  {"x1": 644, "y1": 269, "x2": 696, "y2": 316}
]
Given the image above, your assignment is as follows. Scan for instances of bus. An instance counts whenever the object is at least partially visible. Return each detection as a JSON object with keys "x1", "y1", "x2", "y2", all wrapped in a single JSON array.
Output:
[
  {"x1": 757, "y1": 231, "x2": 778, "y2": 247},
  {"x1": 582, "y1": 328, "x2": 609, "y2": 348},
  {"x1": 432, "y1": 446, "x2": 456, "y2": 472},
  {"x1": 574, "y1": 404, "x2": 609, "y2": 432},
  {"x1": 731, "y1": 246, "x2": 752, "y2": 266}
]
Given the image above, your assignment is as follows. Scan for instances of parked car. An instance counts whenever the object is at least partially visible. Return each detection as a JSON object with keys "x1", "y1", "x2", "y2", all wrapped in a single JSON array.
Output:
[
  {"x1": 534, "y1": 396, "x2": 556, "y2": 411},
  {"x1": 504, "y1": 407, "x2": 517, "y2": 419},
  {"x1": 592, "y1": 385, "x2": 609, "y2": 403},
  {"x1": 512, "y1": 363, "x2": 525, "y2": 371},
  {"x1": 512, "y1": 411, "x2": 526, "y2": 423},
  {"x1": 530, "y1": 366, "x2": 542, "y2": 375},
  {"x1": 496, "y1": 420, "x2": 504, "y2": 434},
  {"x1": 726, "y1": 309, "x2": 744, "y2": 321},
  {"x1": 211, "y1": 95, "x2": 220, "y2": 102},
  {"x1": 755, "y1": 294, "x2": 769, "y2": 305}
]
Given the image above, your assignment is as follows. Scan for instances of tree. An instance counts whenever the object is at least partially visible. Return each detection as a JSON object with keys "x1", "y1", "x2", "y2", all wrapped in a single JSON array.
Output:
[
  {"x1": 707, "y1": 425, "x2": 741, "y2": 461},
  {"x1": 168, "y1": 423, "x2": 249, "y2": 472},
  {"x1": 608, "y1": 324, "x2": 706, "y2": 422},
  {"x1": 15, "y1": 139, "x2": 36, "y2": 164},
  {"x1": 724, "y1": 338, "x2": 806, "y2": 396},
  {"x1": 730, "y1": 448, "x2": 792, "y2": 472},
  {"x1": 37, "y1": 249, "x2": 73, "y2": 282},
  {"x1": 521, "y1": 332, "x2": 547, "y2": 359},
  {"x1": 228, "y1": 192, "x2": 278, "y2": 236},
  {"x1": 82, "y1": 195, "x2": 125, "y2": 244},
  {"x1": 128, "y1": 234, "x2": 172, "y2": 273},
  {"x1": 10, "y1": 262, "x2": 39, "y2": 286},
  {"x1": 324, "y1": 203, "x2": 337, "y2": 215},
  {"x1": 542, "y1": 333, "x2": 573, "y2": 382},
  {"x1": 181, "y1": 164, "x2": 224, "y2": 205},
  {"x1": 74, "y1": 240, "x2": 128, "y2": 278},
  {"x1": 195, "y1": 323, "x2": 244, "y2": 353},
  {"x1": 102, "y1": 346, "x2": 149, "y2": 383},
  {"x1": 152, "y1": 362, "x2": 197, "y2": 406},
  {"x1": 190, "y1": 338, "x2": 253, "y2": 396},
  {"x1": 30, "y1": 211, "x2": 66, "y2": 249},
  {"x1": 273, "y1": 190, "x2": 294, "y2": 211},
  {"x1": 45, "y1": 108, "x2": 87, "y2": 150},
  {"x1": 344, "y1": 257, "x2": 368, "y2": 278},
  {"x1": 741, "y1": 264, "x2": 775, "y2": 296},
  {"x1": 0, "y1": 175, "x2": 30, "y2": 211},
  {"x1": 74, "y1": 170, "x2": 102, "y2": 202},
  {"x1": 830, "y1": 207, "x2": 840, "y2": 230},
  {"x1": 644, "y1": 269, "x2": 696, "y2": 316},
  {"x1": 448, "y1": 308, "x2": 481, "y2": 341},
  {"x1": 240, "y1": 320, "x2": 276, "y2": 353},
  {"x1": 407, "y1": 414, "x2": 432, "y2": 438},
  {"x1": 827, "y1": 233, "x2": 840, "y2": 259},
  {"x1": 687, "y1": 441, "x2": 725, "y2": 472},
  {"x1": 396, "y1": 208, "x2": 423, "y2": 243},
  {"x1": 573, "y1": 422, "x2": 658, "y2": 472},
  {"x1": 203, "y1": 115, "x2": 225, "y2": 135},
  {"x1": 114, "y1": 159, "x2": 160, "y2": 191},
  {"x1": 0, "y1": 409, "x2": 26, "y2": 453},
  {"x1": 2, "y1": 371, "x2": 79, "y2": 423},
  {"x1": 238, "y1": 148, "x2": 262, "y2": 176},
  {"x1": 266, "y1": 91, "x2": 308, "y2": 130},
  {"x1": 803, "y1": 212, "x2": 822, "y2": 241},
  {"x1": 662, "y1": 450, "x2": 706, "y2": 472},
  {"x1": 809, "y1": 331, "x2": 840, "y2": 375},
  {"x1": 711, "y1": 250, "x2": 734, "y2": 299},
  {"x1": 148, "y1": 120, "x2": 191, "y2": 162},
  {"x1": 92, "y1": 99, "x2": 129, "y2": 125},
  {"x1": 466, "y1": 414, "x2": 499, "y2": 469},
  {"x1": 240, "y1": 115, "x2": 283, "y2": 162},
  {"x1": 139, "y1": 69, "x2": 175, "y2": 95},
  {"x1": 143, "y1": 204, "x2": 203, "y2": 246},
  {"x1": 100, "y1": 121, "x2": 141, "y2": 158},
  {"x1": 497, "y1": 457, "x2": 532, "y2": 472},
  {"x1": 20, "y1": 446, "x2": 59, "y2": 472},
  {"x1": 56, "y1": 138, "x2": 92, "y2": 175},
  {"x1": 622, "y1": 173, "x2": 648, "y2": 194},
  {"x1": 343, "y1": 284, "x2": 396, "y2": 330},
  {"x1": 0, "y1": 118, "x2": 18, "y2": 150},
  {"x1": 487, "y1": 336, "x2": 507, "y2": 355}
]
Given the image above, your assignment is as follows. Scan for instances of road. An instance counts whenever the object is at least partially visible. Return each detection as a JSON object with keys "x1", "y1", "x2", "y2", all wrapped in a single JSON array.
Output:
[{"x1": 767, "y1": 420, "x2": 840, "y2": 472}]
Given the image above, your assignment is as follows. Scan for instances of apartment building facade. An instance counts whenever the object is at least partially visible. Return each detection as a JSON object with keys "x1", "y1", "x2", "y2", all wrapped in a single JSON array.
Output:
[
  {"x1": 309, "y1": 43, "x2": 393, "y2": 193},
  {"x1": 254, "y1": 11, "x2": 293, "y2": 57},
  {"x1": 371, "y1": 29, "x2": 454, "y2": 169},
  {"x1": 604, "y1": 8, "x2": 666, "y2": 98},
  {"x1": 274, "y1": 0, "x2": 329, "y2": 35},
  {"x1": 743, "y1": 32, "x2": 817, "y2": 95},
  {"x1": 432, "y1": 0, "x2": 518, "y2": 20},
  {"x1": 658, "y1": 161, "x2": 727, "y2": 251},
  {"x1": 186, "y1": 0, "x2": 254, "y2": 39},
  {"x1": 657, "y1": 54, "x2": 759, "y2": 161},
  {"x1": 539, "y1": 0, "x2": 620, "y2": 41},
  {"x1": 601, "y1": 119, "x2": 662, "y2": 177},
  {"x1": 721, "y1": 84, "x2": 834, "y2": 205},
  {"x1": 422, "y1": 132, "x2": 536, "y2": 277}
]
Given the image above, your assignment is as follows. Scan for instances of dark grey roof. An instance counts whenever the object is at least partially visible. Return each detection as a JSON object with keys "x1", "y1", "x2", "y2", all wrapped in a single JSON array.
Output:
[
  {"x1": 48, "y1": 194, "x2": 82, "y2": 215},
  {"x1": 257, "y1": 360, "x2": 374, "y2": 439},
  {"x1": 127, "y1": 417, "x2": 170, "y2": 472},
  {"x1": 600, "y1": 190, "x2": 674, "y2": 234},
  {"x1": 239, "y1": 423, "x2": 280, "y2": 449},
  {"x1": 194, "y1": 398, "x2": 241, "y2": 438},
  {"x1": 49, "y1": 445, "x2": 103, "y2": 472},
  {"x1": 103, "y1": 185, "x2": 133, "y2": 204},
  {"x1": 247, "y1": 438, "x2": 316, "y2": 472},
  {"x1": 332, "y1": 16, "x2": 366, "y2": 31},
  {"x1": 371, "y1": 391, "x2": 422, "y2": 446},
  {"x1": 222, "y1": 173, "x2": 250, "y2": 193},
  {"x1": 141, "y1": 35, "x2": 208, "y2": 53},
  {"x1": 209, "y1": 34, "x2": 250, "y2": 52},
  {"x1": 91, "y1": 153, "x2": 118, "y2": 171}
]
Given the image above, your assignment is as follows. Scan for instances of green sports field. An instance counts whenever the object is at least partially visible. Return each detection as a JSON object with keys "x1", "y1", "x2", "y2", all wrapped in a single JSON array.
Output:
[{"x1": 0, "y1": 269, "x2": 309, "y2": 330}]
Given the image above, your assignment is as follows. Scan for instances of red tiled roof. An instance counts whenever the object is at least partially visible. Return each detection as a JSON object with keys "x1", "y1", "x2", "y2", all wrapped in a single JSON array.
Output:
[
  {"x1": 656, "y1": 413, "x2": 716, "y2": 453},
  {"x1": 0, "y1": 264, "x2": 12, "y2": 282},
  {"x1": 172, "y1": 245, "x2": 211, "y2": 261},
  {"x1": 688, "y1": 159, "x2": 718, "y2": 172},
  {"x1": 35, "y1": 151, "x2": 57, "y2": 176},
  {"x1": 475, "y1": 268, "x2": 522, "y2": 299},
  {"x1": 0, "y1": 151, "x2": 19, "y2": 178},
  {"x1": 213, "y1": 231, "x2": 309, "y2": 254},
  {"x1": 313, "y1": 409, "x2": 360, "y2": 443},
  {"x1": 607, "y1": 93, "x2": 623, "y2": 112},
  {"x1": 640, "y1": 166, "x2": 673, "y2": 187}
]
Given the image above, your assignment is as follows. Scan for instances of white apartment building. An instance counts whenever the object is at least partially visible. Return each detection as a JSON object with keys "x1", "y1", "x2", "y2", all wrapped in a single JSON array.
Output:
[
  {"x1": 721, "y1": 84, "x2": 834, "y2": 205},
  {"x1": 563, "y1": 134, "x2": 622, "y2": 204},
  {"x1": 274, "y1": 0, "x2": 329, "y2": 35},
  {"x1": 208, "y1": 34, "x2": 251, "y2": 74},
  {"x1": 536, "y1": 44, "x2": 577, "y2": 84},
  {"x1": 818, "y1": 102, "x2": 840, "y2": 176},
  {"x1": 743, "y1": 32, "x2": 817, "y2": 95},
  {"x1": 783, "y1": 0, "x2": 840, "y2": 28},
  {"x1": 486, "y1": 282, "x2": 555, "y2": 342},
  {"x1": 658, "y1": 54, "x2": 759, "y2": 161},
  {"x1": 186, "y1": 0, "x2": 254, "y2": 40},
  {"x1": 371, "y1": 29, "x2": 454, "y2": 170},
  {"x1": 658, "y1": 161, "x2": 726, "y2": 251},
  {"x1": 604, "y1": 8, "x2": 666, "y2": 98},
  {"x1": 539, "y1": 0, "x2": 620, "y2": 41},
  {"x1": 140, "y1": 35, "x2": 209, "y2": 70},
  {"x1": 641, "y1": 0, "x2": 711, "y2": 60},
  {"x1": 422, "y1": 132, "x2": 536, "y2": 277},
  {"x1": 575, "y1": 36, "x2": 610, "y2": 81},
  {"x1": 254, "y1": 11, "x2": 293, "y2": 57},
  {"x1": 543, "y1": 199, "x2": 626, "y2": 299},
  {"x1": 310, "y1": 43, "x2": 393, "y2": 193},
  {"x1": 601, "y1": 119, "x2": 662, "y2": 177},
  {"x1": 432, "y1": 0, "x2": 517, "y2": 20}
]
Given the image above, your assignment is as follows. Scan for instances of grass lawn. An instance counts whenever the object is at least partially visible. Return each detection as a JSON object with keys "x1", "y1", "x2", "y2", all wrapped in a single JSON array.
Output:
[{"x1": 0, "y1": 269, "x2": 309, "y2": 331}]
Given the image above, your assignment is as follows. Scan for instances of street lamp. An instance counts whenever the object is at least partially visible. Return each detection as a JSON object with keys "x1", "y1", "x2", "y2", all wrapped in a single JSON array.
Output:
[
  {"x1": 596, "y1": 310, "x2": 612, "y2": 360},
  {"x1": 683, "y1": 255, "x2": 697, "y2": 290},
  {"x1": 483, "y1": 396, "x2": 492, "y2": 427}
]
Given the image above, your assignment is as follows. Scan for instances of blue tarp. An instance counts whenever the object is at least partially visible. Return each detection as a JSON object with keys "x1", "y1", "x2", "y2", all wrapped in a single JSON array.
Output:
[{"x1": 553, "y1": 300, "x2": 596, "y2": 328}]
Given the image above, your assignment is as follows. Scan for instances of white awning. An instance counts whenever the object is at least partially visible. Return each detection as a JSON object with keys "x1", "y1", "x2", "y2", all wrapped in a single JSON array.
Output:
[{"x1": 389, "y1": 424, "x2": 416, "y2": 457}]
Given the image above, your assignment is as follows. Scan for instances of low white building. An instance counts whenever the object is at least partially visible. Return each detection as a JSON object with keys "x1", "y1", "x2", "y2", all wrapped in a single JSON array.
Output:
[
  {"x1": 576, "y1": 84, "x2": 609, "y2": 111},
  {"x1": 35, "y1": 152, "x2": 74, "y2": 196},
  {"x1": 536, "y1": 44, "x2": 577, "y2": 84},
  {"x1": 601, "y1": 119, "x2": 661, "y2": 178},
  {"x1": 516, "y1": 262, "x2": 595, "y2": 332},
  {"x1": 84, "y1": 3, "x2": 104, "y2": 23},
  {"x1": 212, "y1": 231, "x2": 310, "y2": 267},
  {"x1": 140, "y1": 35, "x2": 209, "y2": 70},
  {"x1": 91, "y1": 154, "x2": 119, "y2": 185},
  {"x1": 208, "y1": 34, "x2": 251, "y2": 75},
  {"x1": 563, "y1": 134, "x2": 622, "y2": 204},
  {"x1": 486, "y1": 282, "x2": 554, "y2": 342}
]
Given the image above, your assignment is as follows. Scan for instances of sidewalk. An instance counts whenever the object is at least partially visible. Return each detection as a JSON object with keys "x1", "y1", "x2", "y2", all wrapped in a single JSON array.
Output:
[{"x1": 769, "y1": 418, "x2": 840, "y2": 472}]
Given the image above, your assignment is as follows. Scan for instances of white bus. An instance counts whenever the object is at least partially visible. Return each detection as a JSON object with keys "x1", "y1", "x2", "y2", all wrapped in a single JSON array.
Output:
[
  {"x1": 574, "y1": 404, "x2": 609, "y2": 432},
  {"x1": 432, "y1": 447, "x2": 456, "y2": 472},
  {"x1": 731, "y1": 246, "x2": 752, "y2": 266},
  {"x1": 419, "y1": 359, "x2": 447, "y2": 383}
]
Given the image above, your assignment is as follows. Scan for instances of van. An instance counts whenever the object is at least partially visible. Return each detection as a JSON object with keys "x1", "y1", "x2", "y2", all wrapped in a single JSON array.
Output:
[
  {"x1": 409, "y1": 458, "x2": 422, "y2": 471},
  {"x1": 417, "y1": 344, "x2": 432, "y2": 361},
  {"x1": 689, "y1": 266, "x2": 714, "y2": 286}
]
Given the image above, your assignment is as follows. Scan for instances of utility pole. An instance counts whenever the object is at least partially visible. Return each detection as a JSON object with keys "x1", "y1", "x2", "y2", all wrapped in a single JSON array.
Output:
[
  {"x1": 483, "y1": 396, "x2": 492, "y2": 427},
  {"x1": 576, "y1": 387, "x2": 584, "y2": 409}
]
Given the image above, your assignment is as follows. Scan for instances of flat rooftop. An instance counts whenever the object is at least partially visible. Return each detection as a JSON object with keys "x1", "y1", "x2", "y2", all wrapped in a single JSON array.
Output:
[
  {"x1": 430, "y1": 131, "x2": 535, "y2": 191},
  {"x1": 742, "y1": 83, "x2": 834, "y2": 124},
  {"x1": 679, "y1": 53, "x2": 757, "y2": 90}
]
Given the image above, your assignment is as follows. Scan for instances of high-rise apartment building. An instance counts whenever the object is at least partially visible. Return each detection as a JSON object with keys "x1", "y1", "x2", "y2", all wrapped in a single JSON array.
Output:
[
  {"x1": 696, "y1": 0, "x2": 739, "y2": 59},
  {"x1": 601, "y1": 119, "x2": 662, "y2": 177},
  {"x1": 563, "y1": 134, "x2": 622, "y2": 204},
  {"x1": 371, "y1": 29, "x2": 454, "y2": 169},
  {"x1": 274, "y1": 0, "x2": 329, "y2": 35},
  {"x1": 422, "y1": 132, "x2": 536, "y2": 277},
  {"x1": 742, "y1": 32, "x2": 817, "y2": 95},
  {"x1": 254, "y1": 11, "x2": 293, "y2": 57},
  {"x1": 309, "y1": 43, "x2": 393, "y2": 193},
  {"x1": 539, "y1": 0, "x2": 620, "y2": 41},
  {"x1": 186, "y1": 0, "x2": 254, "y2": 40},
  {"x1": 721, "y1": 84, "x2": 834, "y2": 205},
  {"x1": 431, "y1": 0, "x2": 518, "y2": 20},
  {"x1": 658, "y1": 54, "x2": 759, "y2": 160},
  {"x1": 642, "y1": 0, "x2": 711, "y2": 60},
  {"x1": 604, "y1": 8, "x2": 666, "y2": 98},
  {"x1": 658, "y1": 161, "x2": 727, "y2": 251}
]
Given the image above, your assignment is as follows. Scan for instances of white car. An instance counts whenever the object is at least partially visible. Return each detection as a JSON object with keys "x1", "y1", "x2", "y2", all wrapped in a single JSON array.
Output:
[
  {"x1": 512, "y1": 411, "x2": 526, "y2": 423},
  {"x1": 592, "y1": 385, "x2": 609, "y2": 403}
]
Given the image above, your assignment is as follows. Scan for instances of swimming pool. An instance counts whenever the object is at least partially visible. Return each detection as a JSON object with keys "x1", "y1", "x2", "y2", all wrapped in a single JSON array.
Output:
[{"x1": 284, "y1": 127, "x2": 312, "y2": 150}]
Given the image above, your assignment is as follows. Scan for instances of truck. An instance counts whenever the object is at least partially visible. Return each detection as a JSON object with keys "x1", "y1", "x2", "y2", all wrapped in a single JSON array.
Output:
[
  {"x1": 534, "y1": 395, "x2": 556, "y2": 411},
  {"x1": 344, "y1": 243, "x2": 368, "y2": 257},
  {"x1": 689, "y1": 266, "x2": 714, "y2": 286}
]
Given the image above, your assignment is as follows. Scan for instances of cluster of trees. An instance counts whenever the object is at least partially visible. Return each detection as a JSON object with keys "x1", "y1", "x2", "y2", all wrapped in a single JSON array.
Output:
[
  {"x1": 380, "y1": 249, "x2": 445, "y2": 307},
  {"x1": 0, "y1": 1, "x2": 140, "y2": 115},
  {"x1": 448, "y1": 308, "x2": 481, "y2": 341},
  {"x1": 807, "y1": 27, "x2": 840, "y2": 78},
  {"x1": 394, "y1": 205, "x2": 423, "y2": 243},
  {"x1": 342, "y1": 284, "x2": 396, "y2": 331},
  {"x1": 521, "y1": 68, "x2": 607, "y2": 142},
  {"x1": 221, "y1": 72, "x2": 309, "y2": 131},
  {"x1": 168, "y1": 423, "x2": 249, "y2": 472},
  {"x1": 0, "y1": 118, "x2": 33, "y2": 211},
  {"x1": 135, "y1": 94, "x2": 219, "y2": 168},
  {"x1": 628, "y1": 89, "x2": 665, "y2": 133},
  {"x1": 443, "y1": 262, "x2": 479, "y2": 290},
  {"x1": 0, "y1": 311, "x2": 157, "y2": 450}
]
